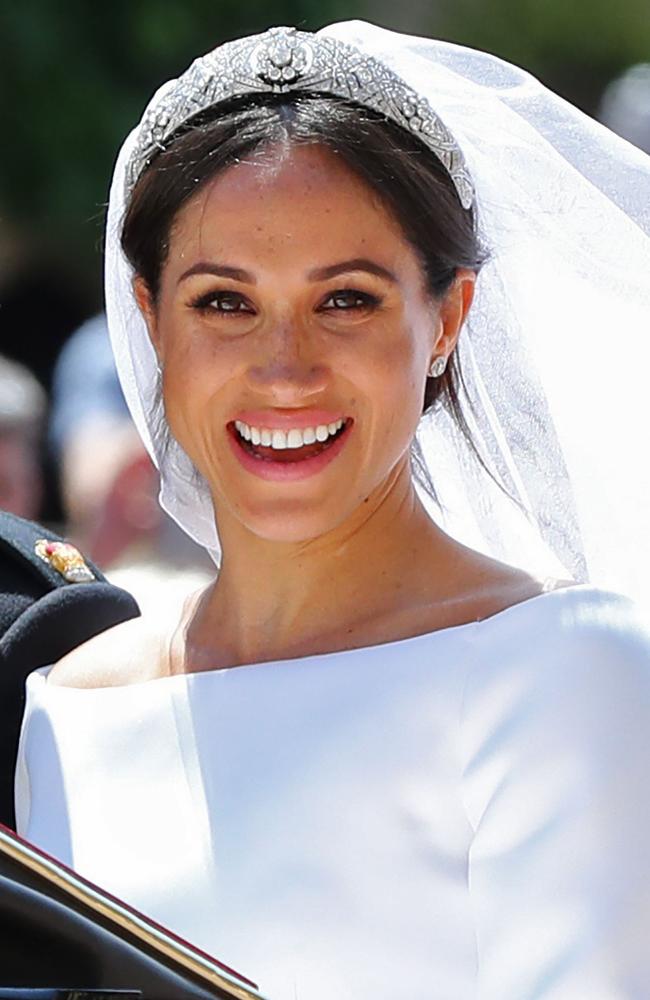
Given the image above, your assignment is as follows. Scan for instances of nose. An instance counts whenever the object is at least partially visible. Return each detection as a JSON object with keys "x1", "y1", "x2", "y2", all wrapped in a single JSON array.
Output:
[{"x1": 245, "y1": 321, "x2": 330, "y2": 401}]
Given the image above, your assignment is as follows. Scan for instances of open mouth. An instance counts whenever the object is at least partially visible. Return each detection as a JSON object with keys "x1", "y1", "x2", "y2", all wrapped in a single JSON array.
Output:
[{"x1": 228, "y1": 418, "x2": 352, "y2": 463}]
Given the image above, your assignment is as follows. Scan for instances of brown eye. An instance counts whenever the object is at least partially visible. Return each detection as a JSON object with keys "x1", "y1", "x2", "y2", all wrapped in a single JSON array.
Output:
[
  {"x1": 191, "y1": 291, "x2": 254, "y2": 314},
  {"x1": 320, "y1": 289, "x2": 380, "y2": 311}
]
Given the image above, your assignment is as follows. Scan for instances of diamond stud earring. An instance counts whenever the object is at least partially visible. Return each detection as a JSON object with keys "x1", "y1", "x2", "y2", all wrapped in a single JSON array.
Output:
[{"x1": 428, "y1": 356, "x2": 447, "y2": 378}]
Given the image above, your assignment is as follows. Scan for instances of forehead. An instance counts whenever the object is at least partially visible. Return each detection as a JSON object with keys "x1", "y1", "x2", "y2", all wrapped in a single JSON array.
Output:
[{"x1": 166, "y1": 143, "x2": 414, "y2": 271}]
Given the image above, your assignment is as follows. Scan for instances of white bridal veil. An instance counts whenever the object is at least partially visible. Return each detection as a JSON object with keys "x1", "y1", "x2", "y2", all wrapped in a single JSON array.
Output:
[{"x1": 104, "y1": 20, "x2": 650, "y2": 609}]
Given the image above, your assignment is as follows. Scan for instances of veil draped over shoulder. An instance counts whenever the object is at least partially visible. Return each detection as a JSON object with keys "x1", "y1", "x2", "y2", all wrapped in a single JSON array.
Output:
[{"x1": 104, "y1": 20, "x2": 650, "y2": 609}]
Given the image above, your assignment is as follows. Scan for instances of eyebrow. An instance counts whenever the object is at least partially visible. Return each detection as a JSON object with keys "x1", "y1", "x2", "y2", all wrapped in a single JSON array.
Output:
[
  {"x1": 307, "y1": 258, "x2": 398, "y2": 284},
  {"x1": 177, "y1": 257, "x2": 398, "y2": 286},
  {"x1": 178, "y1": 263, "x2": 254, "y2": 285}
]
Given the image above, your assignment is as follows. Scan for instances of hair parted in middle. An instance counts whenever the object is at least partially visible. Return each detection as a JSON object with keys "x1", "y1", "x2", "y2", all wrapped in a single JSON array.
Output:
[{"x1": 120, "y1": 92, "x2": 492, "y2": 501}]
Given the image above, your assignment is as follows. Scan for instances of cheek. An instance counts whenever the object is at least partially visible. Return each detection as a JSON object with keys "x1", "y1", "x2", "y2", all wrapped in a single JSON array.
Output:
[
  {"x1": 158, "y1": 298, "x2": 241, "y2": 395},
  {"x1": 356, "y1": 321, "x2": 429, "y2": 427},
  {"x1": 157, "y1": 322, "x2": 233, "y2": 455}
]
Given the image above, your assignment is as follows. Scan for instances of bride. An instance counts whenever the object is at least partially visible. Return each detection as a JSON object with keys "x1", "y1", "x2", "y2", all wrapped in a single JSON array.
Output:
[{"x1": 16, "y1": 21, "x2": 650, "y2": 999}]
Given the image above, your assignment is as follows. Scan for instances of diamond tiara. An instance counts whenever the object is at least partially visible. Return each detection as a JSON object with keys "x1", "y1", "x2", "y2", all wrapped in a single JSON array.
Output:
[{"x1": 125, "y1": 26, "x2": 475, "y2": 209}]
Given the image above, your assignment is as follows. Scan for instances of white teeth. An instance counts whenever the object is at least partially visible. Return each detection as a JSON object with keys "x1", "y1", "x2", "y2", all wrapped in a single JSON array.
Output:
[
  {"x1": 234, "y1": 419, "x2": 347, "y2": 449},
  {"x1": 286, "y1": 429, "x2": 304, "y2": 449}
]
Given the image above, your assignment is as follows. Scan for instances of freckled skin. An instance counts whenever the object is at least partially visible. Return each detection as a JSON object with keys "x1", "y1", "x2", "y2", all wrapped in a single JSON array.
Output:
[{"x1": 138, "y1": 144, "x2": 464, "y2": 545}]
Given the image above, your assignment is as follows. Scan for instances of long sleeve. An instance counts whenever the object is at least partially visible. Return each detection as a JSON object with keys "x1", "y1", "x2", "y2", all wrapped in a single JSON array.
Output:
[{"x1": 460, "y1": 589, "x2": 650, "y2": 999}]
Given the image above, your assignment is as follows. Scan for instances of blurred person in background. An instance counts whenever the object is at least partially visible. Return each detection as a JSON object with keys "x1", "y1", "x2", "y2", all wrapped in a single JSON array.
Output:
[
  {"x1": 599, "y1": 62, "x2": 650, "y2": 155},
  {"x1": 0, "y1": 355, "x2": 46, "y2": 520},
  {"x1": 50, "y1": 313, "x2": 211, "y2": 613}
]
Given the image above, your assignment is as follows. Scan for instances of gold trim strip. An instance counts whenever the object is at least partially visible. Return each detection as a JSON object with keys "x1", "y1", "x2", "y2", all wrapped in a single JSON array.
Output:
[{"x1": 0, "y1": 829, "x2": 263, "y2": 1000}]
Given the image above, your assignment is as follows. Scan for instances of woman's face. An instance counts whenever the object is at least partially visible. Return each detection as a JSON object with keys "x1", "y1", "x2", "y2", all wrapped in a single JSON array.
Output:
[{"x1": 137, "y1": 143, "x2": 473, "y2": 544}]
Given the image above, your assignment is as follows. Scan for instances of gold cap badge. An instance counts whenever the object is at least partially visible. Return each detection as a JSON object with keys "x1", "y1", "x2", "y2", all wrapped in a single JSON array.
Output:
[{"x1": 34, "y1": 539, "x2": 95, "y2": 584}]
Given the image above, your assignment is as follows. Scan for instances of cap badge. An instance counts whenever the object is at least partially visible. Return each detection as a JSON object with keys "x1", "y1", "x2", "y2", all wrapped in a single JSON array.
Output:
[{"x1": 34, "y1": 540, "x2": 95, "y2": 584}]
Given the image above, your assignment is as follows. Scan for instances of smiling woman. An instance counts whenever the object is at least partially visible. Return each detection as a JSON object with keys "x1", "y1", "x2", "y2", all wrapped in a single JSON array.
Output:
[
  {"x1": 125, "y1": 123, "x2": 479, "y2": 552},
  {"x1": 14, "y1": 20, "x2": 650, "y2": 1000},
  {"x1": 122, "y1": 92, "x2": 486, "y2": 497}
]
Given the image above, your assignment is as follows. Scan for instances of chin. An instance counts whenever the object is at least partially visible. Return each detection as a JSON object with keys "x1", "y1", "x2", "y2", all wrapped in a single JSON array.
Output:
[{"x1": 233, "y1": 495, "x2": 359, "y2": 545}]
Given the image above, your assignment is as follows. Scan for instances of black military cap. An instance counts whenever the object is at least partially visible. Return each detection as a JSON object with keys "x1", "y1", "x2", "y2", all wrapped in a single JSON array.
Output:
[{"x1": 0, "y1": 511, "x2": 140, "y2": 829}]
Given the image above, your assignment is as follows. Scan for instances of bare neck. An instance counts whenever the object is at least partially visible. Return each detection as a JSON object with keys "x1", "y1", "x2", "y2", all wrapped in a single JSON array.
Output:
[{"x1": 179, "y1": 462, "x2": 462, "y2": 671}]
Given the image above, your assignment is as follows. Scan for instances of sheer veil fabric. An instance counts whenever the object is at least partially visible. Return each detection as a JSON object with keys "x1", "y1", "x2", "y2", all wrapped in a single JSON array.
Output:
[{"x1": 104, "y1": 20, "x2": 650, "y2": 608}]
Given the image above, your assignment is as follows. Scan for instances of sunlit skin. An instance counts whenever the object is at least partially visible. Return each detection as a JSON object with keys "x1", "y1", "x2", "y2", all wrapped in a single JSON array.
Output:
[
  {"x1": 50, "y1": 143, "x2": 545, "y2": 685},
  {"x1": 140, "y1": 145, "x2": 463, "y2": 543}
]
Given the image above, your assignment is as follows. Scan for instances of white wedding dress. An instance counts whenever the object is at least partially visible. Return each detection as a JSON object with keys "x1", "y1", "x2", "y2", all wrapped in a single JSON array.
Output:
[{"x1": 15, "y1": 585, "x2": 650, "y2": 999}]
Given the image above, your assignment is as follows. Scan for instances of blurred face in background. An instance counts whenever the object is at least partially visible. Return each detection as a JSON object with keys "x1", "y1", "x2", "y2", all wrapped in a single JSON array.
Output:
[
  {"x1": 0, "y1": 356, "x2": 46, "y2": 521},
  {"x1": 0, "y1": 429, "x2": 42, "y2": 520}
]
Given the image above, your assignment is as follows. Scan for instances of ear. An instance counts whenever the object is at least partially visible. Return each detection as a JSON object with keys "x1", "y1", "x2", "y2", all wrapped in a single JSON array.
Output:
[
  {"x1": 133, "y1": 277, "x2": 162, "y2": 360},
  {"x1": 432, "y1": 268, "x2": 477, "y2": 359}
]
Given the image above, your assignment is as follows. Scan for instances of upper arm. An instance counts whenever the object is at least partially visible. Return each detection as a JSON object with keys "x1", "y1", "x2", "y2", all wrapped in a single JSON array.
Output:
[{"x1": 460, "y1": 593, "x2": 650, "y2": 997}]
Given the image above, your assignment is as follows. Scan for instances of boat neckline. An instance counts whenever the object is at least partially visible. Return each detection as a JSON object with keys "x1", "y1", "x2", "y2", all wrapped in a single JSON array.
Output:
[{"x1": 36, "y1": 583, "x2": 622, "y2": 693}]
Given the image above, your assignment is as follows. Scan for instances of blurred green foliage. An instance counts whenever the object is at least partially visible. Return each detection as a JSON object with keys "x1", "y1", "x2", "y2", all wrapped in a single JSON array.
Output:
[
  {"x1": 1, "y1": 0, "x2": 362, "y2": 247},
  {"x1": 1, "y1": 0, "x2": 648, "y2": 291},
  {"x1": 427, "y1": 0, "x2": 650, "y2": 109},
  {"x1": 0, "y1": 1, "x2": 372, "y2": 359}
]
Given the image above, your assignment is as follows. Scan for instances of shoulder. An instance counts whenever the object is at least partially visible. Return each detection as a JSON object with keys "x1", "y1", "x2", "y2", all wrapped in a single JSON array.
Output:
[
  {"x1": 46, "y1": 611, "x2": 169, "y2": 689},
  {"x1": 460, "y1": 586, "x2": 650, "y2": 770},
  {"x1": 469, "y1": 582, "x2": 647, "y2": 649},
  {"x1": 465, "y1": 583, "x2": 650, "y2": 695},
  {"x1": 461, "y1": 583, "x2": 650, "y2": 734}
]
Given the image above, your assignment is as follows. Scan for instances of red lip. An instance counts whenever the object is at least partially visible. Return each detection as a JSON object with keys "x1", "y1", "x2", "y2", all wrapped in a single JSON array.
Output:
[
  {"x1": 233, "y1": 409, "x2": 348, "y2": 430},
  {"x1": 227, "y1": 420, "x2": 353, "y2": 481}
]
